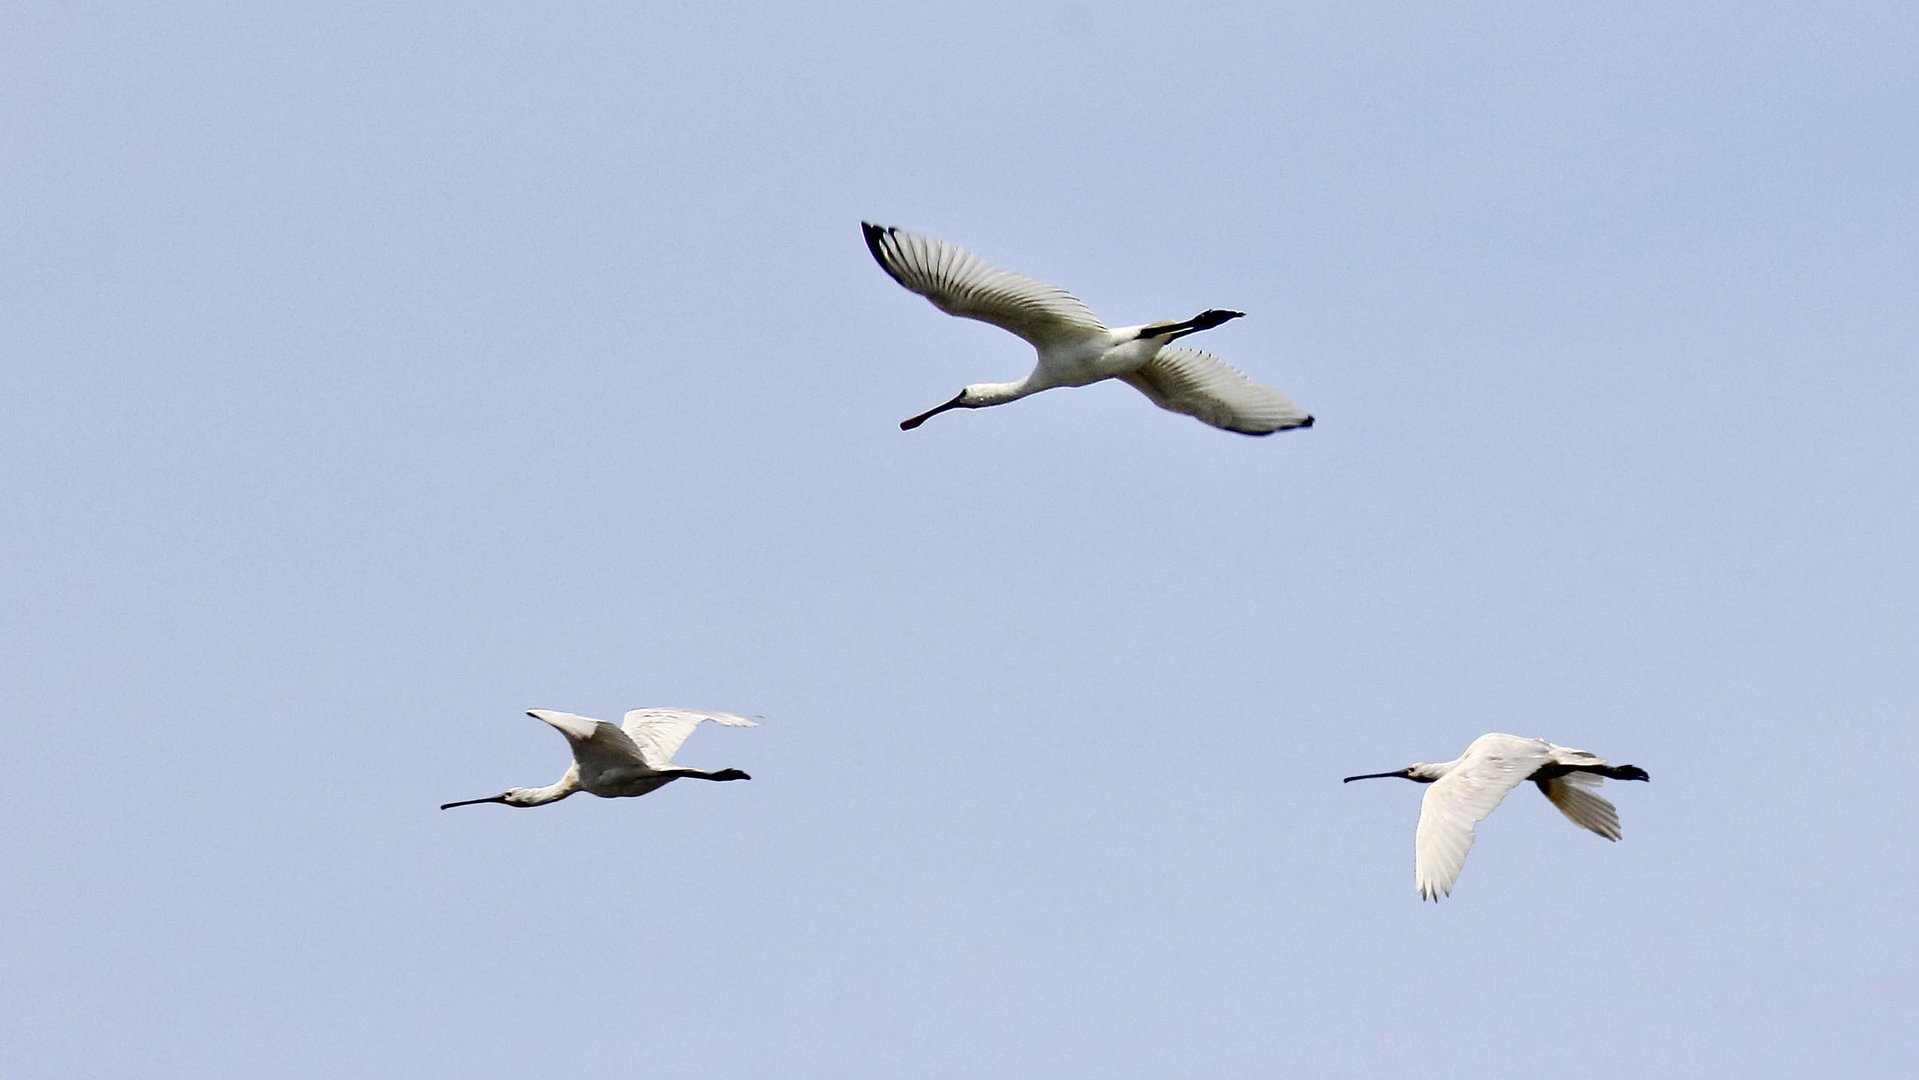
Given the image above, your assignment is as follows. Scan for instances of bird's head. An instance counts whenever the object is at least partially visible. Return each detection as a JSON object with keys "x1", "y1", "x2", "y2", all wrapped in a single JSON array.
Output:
[
  {"x1": 709, "y1": 768, "x2": 752, "y2": 782},
  {"x1": 959, "y1": 383, "x2": 1030, "y2": 407}
]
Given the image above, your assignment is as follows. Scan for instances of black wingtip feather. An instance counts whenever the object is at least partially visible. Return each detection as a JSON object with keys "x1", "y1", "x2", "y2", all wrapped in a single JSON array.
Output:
[
  {"x1": 1227, "y1": 414, "x2": 1315, "y2": 437},
  {"x1": 860, "y1": 222, "x2": 909, "y2": 289}
]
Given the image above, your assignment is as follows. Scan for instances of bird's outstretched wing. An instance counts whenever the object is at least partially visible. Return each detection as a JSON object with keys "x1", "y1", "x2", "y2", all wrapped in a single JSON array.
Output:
[
  {"x1": 1414, "y1": 736, "x2": 1555, "y2": 901},
  {"x1": 1536, "y1": 772, "x2": 1624, "y2": 840},
  {"x1": 862, "y1": 223, "x2": 1106, "y2": 346},
  {"x1": 528, "y1": 709, "x2": 649, "y2": 773},
  {"x1": 1120, "y1": 347, "x2": 1314, "y2": 435},
  {"x1": 621, "y1": 708, "x2": 759, "y2": 769}
]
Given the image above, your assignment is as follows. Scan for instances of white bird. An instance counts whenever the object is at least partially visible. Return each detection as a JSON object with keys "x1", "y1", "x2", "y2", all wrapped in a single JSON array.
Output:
[
  {"x1": 862, "y1": 222, "x2": 1314, "y2": 435},
  {"x1": 441, "y1": 708, "x2": 757, "y2": 810},
  {"x1": 1343, "y1": 733, "x2": 1649, "y2": 901}
]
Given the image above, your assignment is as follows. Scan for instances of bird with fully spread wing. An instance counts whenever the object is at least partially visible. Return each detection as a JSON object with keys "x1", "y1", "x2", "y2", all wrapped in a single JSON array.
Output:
[
  {"x1": 1343, "y1": 733, "x2": 1649, "y2": 900},
  {"x1": 862, "y1": 223, "x2": 1314, "y2": 435},
  {"x1": 441, "y1": 708, "x2": 757, "y2": 810}
]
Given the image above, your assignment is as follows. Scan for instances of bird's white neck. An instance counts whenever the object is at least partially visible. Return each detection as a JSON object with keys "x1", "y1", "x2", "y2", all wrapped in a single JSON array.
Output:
[
  {"x1": 518, "y1": 771, "x2": 582, "y2": 806},
  {"x1": 964, "y1": 378, "x2": 1041, "y2": 405}
]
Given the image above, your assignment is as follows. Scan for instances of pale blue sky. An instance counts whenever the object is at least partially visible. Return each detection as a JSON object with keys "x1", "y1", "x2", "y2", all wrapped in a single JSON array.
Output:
[{"x1": 5, "y1": 2, "x2": 1916, "y2": 1076}]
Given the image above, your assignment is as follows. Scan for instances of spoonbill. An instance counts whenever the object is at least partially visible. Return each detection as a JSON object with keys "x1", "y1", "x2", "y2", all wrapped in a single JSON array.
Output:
[
  {"x1": 861, "y1": 222, "x2": 1314, "y2": 435},
  {"x1": 1343, "y1": 733, "x2": 1649, "y2": 901},
  {"x1": 441, "y1": 708, "x2": 757, "y2": 810}
]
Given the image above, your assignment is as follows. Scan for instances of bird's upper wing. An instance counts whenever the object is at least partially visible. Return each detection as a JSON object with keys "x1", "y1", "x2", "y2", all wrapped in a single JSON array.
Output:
[
  {"x1": 862, "y1": 223, "x2": 1106, "y2": 346},
  {"x1": 621, "y1": 708, "x2": 759, "y2": 769},
  {"x1": 529, "y1": 710, "x2": 649, "y2": 773},
  {"x1": 1535, "y1": 772, "x2": 1623, "y2": 840},
  {"x1": 1413, "y1": 737, "x2": 1555, "y2": 900},
  {"x1": 1119, "y1": 347, "x2": 1313, "y2": 435}
]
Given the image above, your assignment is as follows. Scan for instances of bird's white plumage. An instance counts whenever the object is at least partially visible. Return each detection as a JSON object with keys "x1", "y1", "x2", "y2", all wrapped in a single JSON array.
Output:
[
  {"x1": 621, "y1": 707, "x2": 760, "y2": 770},
  {"x1": 863, "y1": 222, "x2": 1313, "y2": 435}
]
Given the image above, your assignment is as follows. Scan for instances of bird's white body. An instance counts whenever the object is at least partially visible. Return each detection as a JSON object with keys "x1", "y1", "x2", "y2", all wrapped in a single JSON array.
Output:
[
  {"x1": 441, "y1": 708, "x2": 758, "y2": 810},
  {"x1": 862, "y1": 223, "x2": 1314, "y2": 435},
  {"x1": 1344, "y1": 733, "x2": 1650, "y2": 901}
]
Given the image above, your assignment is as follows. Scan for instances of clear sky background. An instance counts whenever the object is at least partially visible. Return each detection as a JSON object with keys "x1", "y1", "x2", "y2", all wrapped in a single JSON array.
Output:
[{"x1": 5, "y1": 2, "x2": 1915, "y2": 1076}]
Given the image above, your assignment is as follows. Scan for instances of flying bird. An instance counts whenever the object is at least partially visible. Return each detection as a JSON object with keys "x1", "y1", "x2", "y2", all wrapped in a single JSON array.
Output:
[
  {"x1": 861, "y1": 222, "x2": 1313, "y2": 435},
  {"x1": 441, "y1": 708, "x2": 757, "y2": 810},
  {"x1": 1343, "y1": 733, "x2": 1649, "y2": 901}
]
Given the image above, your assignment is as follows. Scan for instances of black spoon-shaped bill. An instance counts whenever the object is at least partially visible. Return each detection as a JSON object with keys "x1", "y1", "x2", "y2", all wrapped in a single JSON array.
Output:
[
  {"x1": 440, "y1": 794, "x2": 511, "y2": 810},
  {"x1": 1342, "y1": 769, "x2": 1412, "y2": 783},
  {"x1": 900, "y1": 392, "x2": 967, "y2": 430}
]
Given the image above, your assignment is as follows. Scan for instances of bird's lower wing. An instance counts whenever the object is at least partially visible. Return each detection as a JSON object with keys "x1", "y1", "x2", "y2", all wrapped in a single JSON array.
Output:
[
  {"x1": 1413, "y1": 750, "x2": 1545, "y2": 900},
  {"x1": 622, "y1": 707, "x2": 759, "y2": 769},
  {"x1": 862, "y1": 223, "x2": 1106, "y2": 345},
  {"x1": 1536, "y1": 773, "x2": 1623, "y2": 840},
  {"x1": 1413, "y1": 787, "x2": 1483, "y2": 901},
  {"x1": 1120, "y1": 348, "x2": 1312, "y2": 435}
]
